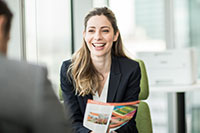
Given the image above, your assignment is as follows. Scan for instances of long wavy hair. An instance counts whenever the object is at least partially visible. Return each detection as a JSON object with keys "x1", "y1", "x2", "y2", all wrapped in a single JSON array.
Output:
[{"x1": 68, "y1": 7, "x2": 128, "y2": 96}]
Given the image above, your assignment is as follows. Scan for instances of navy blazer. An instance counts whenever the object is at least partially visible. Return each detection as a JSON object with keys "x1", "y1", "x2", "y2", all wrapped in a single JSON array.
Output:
[{"x1": 60, "y1": 56, "x2": 141, "y2": 133}]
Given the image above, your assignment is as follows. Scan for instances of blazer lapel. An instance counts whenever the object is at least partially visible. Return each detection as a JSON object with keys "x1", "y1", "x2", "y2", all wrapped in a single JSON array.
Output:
[
  {"x1": 84, "y1": 94, "x2": 93, "y2": 103},
  {"x1": 107, "y1": 56, "x2": 121, "y2": 102}
]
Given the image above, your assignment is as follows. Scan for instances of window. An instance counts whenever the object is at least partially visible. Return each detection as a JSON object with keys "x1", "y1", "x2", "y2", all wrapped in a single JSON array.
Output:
[
  {"x1": 108, "y1": 0, "x2": 168, "y2": 132},
  {"x1": 25, "y1": 0, "x2": 72, "y2": 95},
  {"x1": 93, "y1": 0, "x2": 108, "y2": 7},
  {"x1": 109, "y1": 0, "x2": 166, "y2": 58},
  {"x1": 6, "y1": 0, "x2": 22, "y2": 60}
]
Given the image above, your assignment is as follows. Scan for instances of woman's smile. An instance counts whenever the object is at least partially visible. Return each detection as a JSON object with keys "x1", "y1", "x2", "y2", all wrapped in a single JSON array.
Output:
[{"x1": 92, "y1": 43, "x2": 106, "y2": 50}]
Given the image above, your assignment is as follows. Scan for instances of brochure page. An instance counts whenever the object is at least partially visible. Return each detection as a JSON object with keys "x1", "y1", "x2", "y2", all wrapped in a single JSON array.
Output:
[{"x1": 83, "y1": 100, "x2": 139, "y2": 133}]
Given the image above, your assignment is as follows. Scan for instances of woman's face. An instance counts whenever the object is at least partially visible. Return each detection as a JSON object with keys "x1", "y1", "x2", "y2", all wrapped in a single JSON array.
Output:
[{"x1": 84, "y1": 15, "x2": 118, "y2": 58}]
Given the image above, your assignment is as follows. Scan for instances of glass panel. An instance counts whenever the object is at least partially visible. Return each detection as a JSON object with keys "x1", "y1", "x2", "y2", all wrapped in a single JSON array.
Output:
[
  {"x1": 147, "y1": 92, "x2": 168, "y2": 133},
  {"x1": 109, "y1": 0, "x2": 168, "y2": 132},
  {"x1": 93, "y1": 0, "x2": 108, "y2": 7},
  {"x1": 188, "y1": 0, "x2": 200, "y2": 78},
  {"x1": 186, "y1": 90, "x2": 200, "y2": 133},
  {"x1": 174, "y1": 0, "x2": 190, "y2": 48},
  {"x1": 184, "y1": 0, "x2": 200, "y2": 133},
  {"x1": 25, "y1": 0, "x2": 71, "y2": 95},
  {"x1": 6, "y1": 0, "x2": 21, "y2": 60},
  {"x1": 109, "y1": 0, "x2": 166, "y2": 58},
  {"x1": 173, "y1": 0, "x2": 200, "y2": 132}
]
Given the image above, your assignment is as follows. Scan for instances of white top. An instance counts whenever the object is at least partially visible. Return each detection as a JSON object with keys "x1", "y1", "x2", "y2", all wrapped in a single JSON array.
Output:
[{"x1": 93, "y1": 72, "x2": 110, "y2": 102}]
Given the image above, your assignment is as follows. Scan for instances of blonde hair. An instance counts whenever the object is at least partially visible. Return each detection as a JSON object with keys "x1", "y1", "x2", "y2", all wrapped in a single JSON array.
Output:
[{"x1": 68, "y1": 7, "x2": 128, "y2": 96}]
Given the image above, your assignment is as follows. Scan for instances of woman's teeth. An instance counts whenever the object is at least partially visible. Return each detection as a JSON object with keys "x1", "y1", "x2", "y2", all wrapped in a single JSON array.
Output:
[{"x1": 93, "y1": 43, "x2": 105, "y2": 47}]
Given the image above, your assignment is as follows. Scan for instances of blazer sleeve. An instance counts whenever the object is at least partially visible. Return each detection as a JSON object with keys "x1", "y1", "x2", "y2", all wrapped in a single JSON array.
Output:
[
  {"x1": 116, "y1": 62, "x2": 141, "y2": 133},
  {"x1": 60, "y1": 61, "x2": 91, "y2": 133}
]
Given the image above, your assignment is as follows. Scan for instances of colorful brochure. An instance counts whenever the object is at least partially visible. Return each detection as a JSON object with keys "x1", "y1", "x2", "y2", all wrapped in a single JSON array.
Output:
[{"x1": 83, "y1": 99, "x2": 139, "y2": 133}]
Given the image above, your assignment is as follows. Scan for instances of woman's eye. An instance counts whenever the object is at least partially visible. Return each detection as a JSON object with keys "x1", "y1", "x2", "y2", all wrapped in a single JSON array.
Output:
[
  {"x1": 102, "y1": 30, "x2": 109, "y2": 32},
  {"x1": 88, "y1": 30, "x2": 95, "y2": 32}
]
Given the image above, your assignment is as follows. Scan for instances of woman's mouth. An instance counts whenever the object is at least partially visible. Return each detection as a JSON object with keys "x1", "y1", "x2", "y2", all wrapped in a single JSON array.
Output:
[{"x1": 92, "y1": 43, "x2": 106, "y2": 47}]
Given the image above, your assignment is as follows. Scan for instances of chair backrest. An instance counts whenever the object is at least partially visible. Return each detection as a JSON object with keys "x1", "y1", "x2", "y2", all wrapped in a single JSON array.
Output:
[
  {"x1": 135, "y1": 59, "x2": 153, "y2": 133},
  {"x1": 135, "y1": 59, "x2": 149, "y2": 100},
  {"x1": 59, "y1": 86, "x2": 63, "y2": 101},
  {"x1": 136, "y1": 102, "x2": 153, "y2": 133}
]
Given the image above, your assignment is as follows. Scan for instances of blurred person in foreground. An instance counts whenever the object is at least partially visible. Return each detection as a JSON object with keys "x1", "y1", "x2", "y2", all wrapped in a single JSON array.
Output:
[
  {"x1": 0, "y1": 0, "x2": 73, "y2": 132},
  {"x1": 60, "y1": 7, "x2": 141, "y2": 133}
]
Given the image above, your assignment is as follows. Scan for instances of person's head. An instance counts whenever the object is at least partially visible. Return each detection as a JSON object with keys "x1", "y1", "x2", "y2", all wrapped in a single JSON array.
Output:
[
  {"x1": 82, "y1": 7, "x2": 126, "y2": 58},
  {"x1": 0, "y1": 0, "x2": 13, "y2": 55}
]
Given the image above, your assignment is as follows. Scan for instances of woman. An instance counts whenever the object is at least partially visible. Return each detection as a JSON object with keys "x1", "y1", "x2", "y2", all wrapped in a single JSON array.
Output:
[{"x1": 60, "y1": 7, "x2": 141, "y2": 133}]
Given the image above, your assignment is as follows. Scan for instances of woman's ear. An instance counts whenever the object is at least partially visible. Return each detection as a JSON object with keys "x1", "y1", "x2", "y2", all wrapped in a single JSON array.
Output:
[
  {"x1": 113, "y1": 31, "x2": 119, "y2": 42},
  {"x1": 83, "y1": 31, "x2": 86, "y2": 38}
]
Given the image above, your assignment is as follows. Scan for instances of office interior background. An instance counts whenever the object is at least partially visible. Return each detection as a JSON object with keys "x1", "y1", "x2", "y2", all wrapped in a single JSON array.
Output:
[{"x1": 5, "y1": 0, "x2": 200, "y2": 132}]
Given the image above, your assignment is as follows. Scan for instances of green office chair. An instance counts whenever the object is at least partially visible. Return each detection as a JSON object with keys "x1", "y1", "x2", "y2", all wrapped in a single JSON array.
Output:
[
  {"x1": 135, "y1": 59, "x2": 153, "y2": 133},
  {"x1": 59, "y1": 59, "x2": 153, "y2": 132},
  {"x1": 59, "y1": 86, "x2": 63, "y2": 101}
]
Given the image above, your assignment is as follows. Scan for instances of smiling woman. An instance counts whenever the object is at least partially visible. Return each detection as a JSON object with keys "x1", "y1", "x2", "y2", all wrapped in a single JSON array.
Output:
[{"x1": 60, "y1": 7, "x2": 141, "y2": 133}]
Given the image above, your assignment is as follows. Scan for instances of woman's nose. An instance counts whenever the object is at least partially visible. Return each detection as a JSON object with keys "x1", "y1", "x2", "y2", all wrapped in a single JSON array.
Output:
[{"x1": 94, "y1": 31, "x2": 102, "y2": 40}]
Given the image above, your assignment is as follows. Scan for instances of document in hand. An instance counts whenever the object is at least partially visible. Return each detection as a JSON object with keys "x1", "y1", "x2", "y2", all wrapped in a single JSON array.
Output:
[{"x1": 83, "y1": 99, "x2": 140, "y2": 133}]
